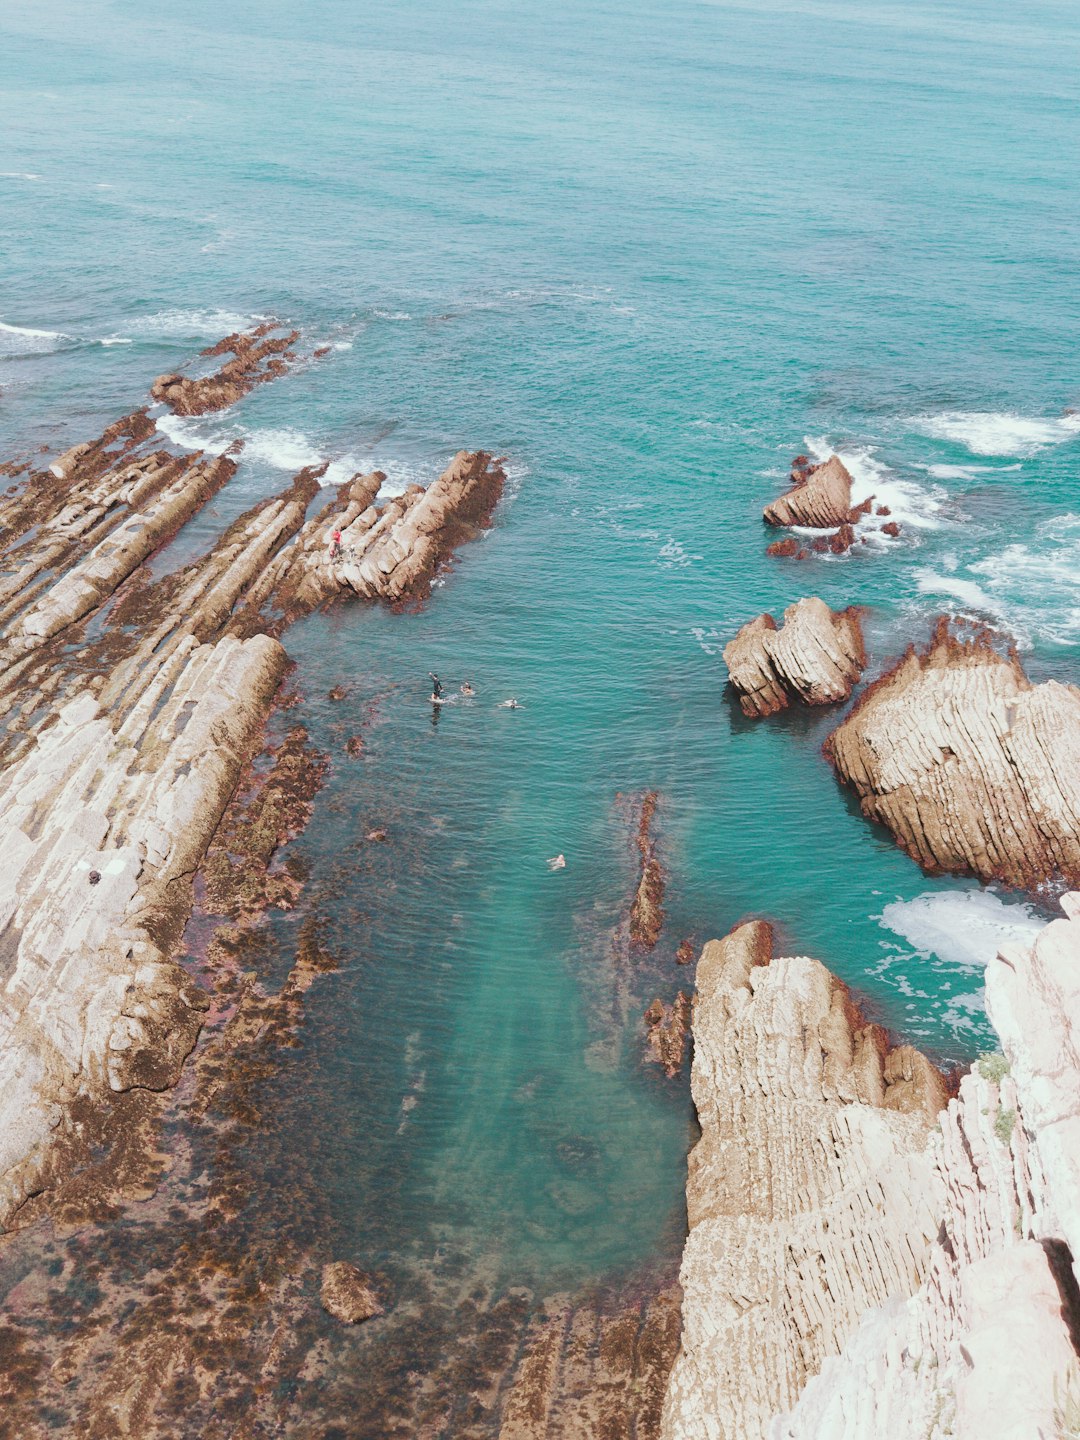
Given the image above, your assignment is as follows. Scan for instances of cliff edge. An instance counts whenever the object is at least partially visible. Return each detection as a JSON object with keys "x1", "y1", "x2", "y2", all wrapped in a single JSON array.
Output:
[{"x1": 663, "y1": 902, "x2": 1080, "y2": 1440}]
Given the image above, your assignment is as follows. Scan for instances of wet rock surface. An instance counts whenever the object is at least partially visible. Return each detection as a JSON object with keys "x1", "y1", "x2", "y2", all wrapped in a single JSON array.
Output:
[
  {"x1": 151, "y1": 323, "x2": 301, "y2": 415},
  {"x1": 643, "y1": 993, "x2": 692, "y2": 1078},
  {"x1": 723, "y1": 597, "x2": 865, "y2": 718},
  {"x1": 826, "y1": 617, "x2": 1080, "y2": 888},
  {"x1": 629, "y1": 791, "x2": 665, "y2": 949}
]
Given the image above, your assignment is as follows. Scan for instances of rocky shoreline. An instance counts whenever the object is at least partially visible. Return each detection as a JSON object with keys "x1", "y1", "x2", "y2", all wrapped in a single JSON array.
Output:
[{"x1": 0, "y1": 338, "x2": 505, "y2": 1232}]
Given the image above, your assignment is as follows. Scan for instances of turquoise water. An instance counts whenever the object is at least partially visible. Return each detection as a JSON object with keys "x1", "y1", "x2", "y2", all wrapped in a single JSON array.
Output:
[{"x1": 3, "y1": 0, "x2": 1080, "y2": 1423}]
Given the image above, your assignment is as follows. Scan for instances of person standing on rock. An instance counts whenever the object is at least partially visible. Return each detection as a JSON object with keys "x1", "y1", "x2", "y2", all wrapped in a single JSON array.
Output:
[
  {"x1": 329, "y1": 527, "x2": 342, "y2": 561},
  {"x1": 429, "y1": 672, "x2": 444, "y2": 702}
]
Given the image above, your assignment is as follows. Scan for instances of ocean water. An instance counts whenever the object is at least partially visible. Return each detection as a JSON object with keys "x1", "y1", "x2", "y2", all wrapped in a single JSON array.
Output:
[{"x1": 3, "y1": 0, "x2": 1080, "y2": 1426}]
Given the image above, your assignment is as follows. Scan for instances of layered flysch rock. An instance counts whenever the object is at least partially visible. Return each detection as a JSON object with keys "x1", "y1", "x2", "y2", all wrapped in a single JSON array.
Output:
[
  {"x1": 826, "y1": 619, "x2": 1080, "y2": 888},
  {"x1": 262, "y1": 449, "x2": 506, "y2": 612},
  {"x1": 723, "y1": 597, "x2": 865, "y2": 718},
  {"x1": 0, "y1": 357, "x2": 505, "y2": 1226},
  {"x1": 773, "y1": 896, "x2": 1080, "y2": 1440},
  {"x1": 660, "y1": 921, "x2": 946, "y2": 1440},
  {"x1": 763, "y1": 455, "x2": 853, "y2": 530}
]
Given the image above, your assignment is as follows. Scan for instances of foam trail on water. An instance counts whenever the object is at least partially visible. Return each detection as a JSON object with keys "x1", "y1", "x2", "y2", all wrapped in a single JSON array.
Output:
[
  {"x1": 879, "y1": 890, "x2": 1044, "y2": 971},
  {"x1": 910, "y1": 410, "x2": 1080, "y2": 457}
]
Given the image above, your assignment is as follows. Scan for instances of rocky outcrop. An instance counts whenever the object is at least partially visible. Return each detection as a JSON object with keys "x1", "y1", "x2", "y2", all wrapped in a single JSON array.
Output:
[
  {"x1": 723, "y1": 597, "x2": 865, "y2": 718},
  {"x1": 630, "y1": 790, "x2": 665, "y2": 948},
  {"x1": 0, "y1": 349, "x2": 505, "y2": 1226},
  {"x1": 261, "y1": 450, "x2": 506, "y2": 612},
  {"x1": 0, "y1": 631, "x2": 286, "y2": 1222},
  {"x1": 660, "y1": 921, "x2": 947, "y2": 1440},
  {"x1": 825, "y1": 619, "x2": 1080, "y2": 888},
  {"x1": 320, "y1": 1262, "x2": 383, "y2": 1324},
  {"x1": 774, "y1": 896, "x2": 1080, "y2": 1440},
  {"x1": 150, "y1": 324, "x2": 300, "y2": 415},
  {"x1": 763, "y1": 455, "x2": 853, "y2": 530}
]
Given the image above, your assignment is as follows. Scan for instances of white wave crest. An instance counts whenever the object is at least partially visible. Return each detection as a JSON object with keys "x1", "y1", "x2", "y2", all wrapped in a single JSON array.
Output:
[
  {"x1": 879, "y1": 890, "x2": 1043, "y2": 971},
  {"x1": 0, "y1": 319, "x2": 70, "y2": 356},
  {"x1": 804, "y1": 436, "x2": 946, "y2": 538},
  {"x1": 910, "y1": 410, "x2": 1080, "y2": 457}
]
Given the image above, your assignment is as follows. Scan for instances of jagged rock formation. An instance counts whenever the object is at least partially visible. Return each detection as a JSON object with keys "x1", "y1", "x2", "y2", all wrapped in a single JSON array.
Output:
[
  {"x1": 260, "y1": 449, "x2": 506, "y2": 612},
  {"x1": 763, "y1": 455, "x2": 853, "y2": 530},
  {"x1": 826, "y1": 619, "x2": 1080, "y2": 888},
  {"x1": 660, "y1": 921, "x2": 947, "y2": 1440},
  {"x1": 151, "y1": 323, "x2": 300, "y2": 415},
  {"x1": 774, "y1": 895, "x2": 1080, "y2": 1440},
  {"x1": 723, "y1": 597, "x2": 865, "y2": 718},
  {"x1": 0, "y1": 355, "x2": 504, "y2": 1226}
]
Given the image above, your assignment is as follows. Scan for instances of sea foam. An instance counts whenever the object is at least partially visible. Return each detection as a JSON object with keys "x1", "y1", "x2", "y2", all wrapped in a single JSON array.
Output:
[
  {"x1": 879, "y1": 890, "x2": 1043, "y2": 971},
  {"x1": 915, "y1": 512, "x2": 1080, "y2": 648},
  {"x1": 910, "y1": 410, "x2": 1080, "y2": 457}
]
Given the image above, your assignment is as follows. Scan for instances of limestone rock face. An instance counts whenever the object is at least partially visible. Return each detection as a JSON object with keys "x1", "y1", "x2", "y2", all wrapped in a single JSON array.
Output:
[
  {"x1": 826, "y1": 620, "x2": 1080, "y2": 888},
  {"x1": 773, "y1": 897, "x2": 1080, "y2": 1440},
  {"x1": 763, "y1": 455, "x2": 853, "y2": 529},
  {"x1": 660, "y1": 922, "x2": 945, "y2": 1440},
  {"x1": 723, "y1": 597, "x2": 865, "y2": 718},
  {"x1": 0, "y1": 633, "x2": 287, "y2": 1223},
  {"x1": 320, "y1": 1262, "x2": 383, "y2": 1324}
]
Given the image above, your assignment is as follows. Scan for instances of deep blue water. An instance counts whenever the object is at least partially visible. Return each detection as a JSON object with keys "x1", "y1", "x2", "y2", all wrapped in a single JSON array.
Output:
[{"x1": 3, "y1": 0, "x2": 1080, "y2": 1347}]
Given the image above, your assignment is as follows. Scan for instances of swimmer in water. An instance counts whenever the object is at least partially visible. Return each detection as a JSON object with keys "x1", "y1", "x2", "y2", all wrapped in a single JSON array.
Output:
[
  {"x1": 460, "y1": 682, "x2": 475, "y2": 697},
  {"x1": 429, "y1": 672, "x2": 444, "y2": 703},
  {"x1": 500, "y1": 697, "x2": 521, "y2": 709},
  {"x1": 547, "y1": 853, "x2": 566, "y2": 871}
]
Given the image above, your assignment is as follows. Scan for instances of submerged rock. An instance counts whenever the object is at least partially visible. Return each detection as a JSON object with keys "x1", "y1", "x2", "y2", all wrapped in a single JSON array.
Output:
[
  {"x1": 825, "y1": 618, "x2": 1080, "y2": 888},
  {"x1": 629, "y1": 791, "x2": 665, "y2": 948},
  {"x1": 320, "y1": 1262, "x2": 383, "y2": 1324},
  {"x1": 723, "y1": 596, "x2": 865, "y2": 718},
  {"x1": 644, "y1": 992, "x2": 692, "y2": 1078},
  {"x1": 660, "y1": 921, "x2": 946, "y2": 1440}
]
